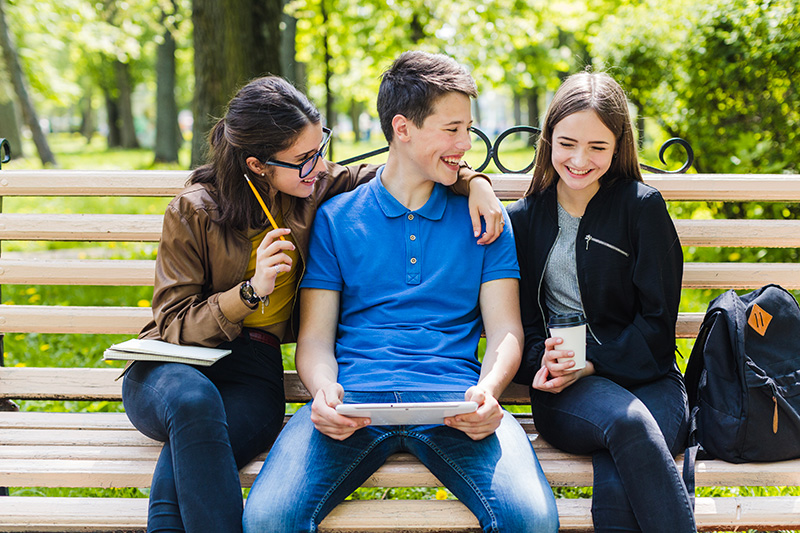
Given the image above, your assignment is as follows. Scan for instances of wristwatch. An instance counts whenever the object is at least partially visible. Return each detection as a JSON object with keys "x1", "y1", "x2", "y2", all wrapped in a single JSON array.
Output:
[{"x1": 239, "y1": 280, "x2": 269, "y2": 309}]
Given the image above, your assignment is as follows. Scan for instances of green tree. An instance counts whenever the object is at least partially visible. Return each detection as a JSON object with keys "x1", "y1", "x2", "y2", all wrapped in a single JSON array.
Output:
[
  {"x1": 593, "y1": 0, "x2": 799, "y2": 174},
  {"x1": 0, "y1": 54, "x2": 23, "y2": 157},
  {"x1": 154, "y1": 0, "x2": 183, "y2": 164},
  {"x1": 0, "y1": 0, "x2": 57, "y2": 165},
  {"x1": 190, "y1": 0, "x2": 283, "y2": 168}
]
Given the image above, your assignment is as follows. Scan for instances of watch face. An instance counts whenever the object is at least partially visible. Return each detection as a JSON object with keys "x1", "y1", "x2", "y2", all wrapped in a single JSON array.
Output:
[{"x1": 240, "y1": 281, "x2": 259, "y2": 304}]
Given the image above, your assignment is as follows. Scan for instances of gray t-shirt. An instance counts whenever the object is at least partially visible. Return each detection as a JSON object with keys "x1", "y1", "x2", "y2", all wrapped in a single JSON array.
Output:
[{"x1": 544, "y1": 202, "x2": 585, "y2": 318}]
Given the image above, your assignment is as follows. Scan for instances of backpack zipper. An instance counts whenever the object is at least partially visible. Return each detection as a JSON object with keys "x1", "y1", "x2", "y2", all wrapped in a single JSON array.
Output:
[
  {"x1": 773, "y1": 395, "x2": 779, "y2": 434},
  {"x1": 585, "y1": 234, "x2": 629, "y2": 257}
]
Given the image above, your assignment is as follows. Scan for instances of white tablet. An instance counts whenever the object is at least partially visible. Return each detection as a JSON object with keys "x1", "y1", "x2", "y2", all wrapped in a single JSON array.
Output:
[{"x1": 335, "y1": 401, "x2": 478, "y2": 426}]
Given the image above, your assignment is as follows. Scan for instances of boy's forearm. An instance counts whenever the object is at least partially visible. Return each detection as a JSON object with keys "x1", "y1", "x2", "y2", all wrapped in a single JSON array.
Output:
[
  {"x1": 296, "y1": 288, "x2": 342, "y2": 397},
  {"x1": 478, "y1": 331, "x2": 523, "y2": 398},
  {"x1": 296, "y1": 342, "x2": 339, "y2": 397}
]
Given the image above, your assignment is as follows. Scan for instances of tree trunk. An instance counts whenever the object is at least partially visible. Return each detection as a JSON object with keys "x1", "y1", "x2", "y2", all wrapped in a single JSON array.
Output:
[
  {"x1": 251, "y1": 0, "x2": 282, "y2": 77},
  {"x1": 527, "y1": 90, "x2": 540, "y2": 147},
  {"x1": 513, "y1": 93, "x2": 522, "y2": 126},
  {"x1": 350, "y1": 99, "x2": 363, "y2": 142},
  {"x1": 192, "y1": 0, "x2": 280, "y2": 167},
  {"x1": 0, "y1": 99, "x2": 21, "y2": 157},
  {"x1": 280, "y1": 1, "x2": 298, "y2": 86},
  {"x1": 320, "y1": 0, "x2": 334, "y2": 160},
  {"x1": 113, "y1": 60, "x2": 139, "y2": 149},
  {"x1": 154, "y1": 4, "x2": 180, "y2": 164},
  {"x1": 79, "y1": 87, "x2": 95, "y2": 143},
  {"x1": 0, "y1": 59, "x2": 22, "y2": 158},
  {"x1": 637, "y1": 115, "x2": 645, "y2": 150},
  {"x1": 104, "y1": 87, "x2": 121, "y2": 148},
  {"x1": 0, "y1": 0, "x2": 56, "y2": 165}
]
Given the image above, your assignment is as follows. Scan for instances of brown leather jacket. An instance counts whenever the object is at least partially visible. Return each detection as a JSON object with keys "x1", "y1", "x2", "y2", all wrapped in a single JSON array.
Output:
[{"x1": 140, "y1": 162, "x2": 480, "y2": 346}]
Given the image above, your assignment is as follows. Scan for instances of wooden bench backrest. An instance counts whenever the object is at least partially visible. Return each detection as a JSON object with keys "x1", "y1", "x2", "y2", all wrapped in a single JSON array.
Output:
[{"x1": 1, "y1": 169, "x2": 799, "y2": 403}]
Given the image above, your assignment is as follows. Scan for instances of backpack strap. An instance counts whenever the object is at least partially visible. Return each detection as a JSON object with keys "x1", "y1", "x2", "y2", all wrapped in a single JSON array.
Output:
[
  {"x1": 682, "y1": 402, "x2": 700, "y2": 510},
  {"x1": 681, "y1": 308, "x2": 722, "y2": 511}
]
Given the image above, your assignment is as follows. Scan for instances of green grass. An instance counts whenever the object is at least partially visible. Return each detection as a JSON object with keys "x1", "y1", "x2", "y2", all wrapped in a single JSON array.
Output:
[{"x1": 3, "y1": 134, "x2": 797, "y2": 524}]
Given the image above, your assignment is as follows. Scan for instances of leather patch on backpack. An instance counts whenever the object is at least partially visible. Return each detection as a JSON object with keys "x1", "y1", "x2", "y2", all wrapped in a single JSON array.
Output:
[{"x1": 748, "y1": 304, "x2": 773, "y2": 336}]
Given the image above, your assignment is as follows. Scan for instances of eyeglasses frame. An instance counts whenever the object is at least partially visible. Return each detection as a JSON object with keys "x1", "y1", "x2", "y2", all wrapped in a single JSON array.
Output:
[{"x1": 261, "y1": 127, "x2": 332, "y2": 179}]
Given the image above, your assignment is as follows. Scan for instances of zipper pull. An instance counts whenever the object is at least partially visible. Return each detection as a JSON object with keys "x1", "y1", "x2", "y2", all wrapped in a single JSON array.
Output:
[
  {"x1": 773, "y1": 396, "x2": 779, "y2": 434},
  {"x1": 585, "y1": 234, "x2": 591, "y2": 250}
]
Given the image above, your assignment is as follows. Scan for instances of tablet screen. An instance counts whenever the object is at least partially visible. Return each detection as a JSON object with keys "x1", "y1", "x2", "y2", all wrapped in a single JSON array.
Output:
[{"x1": 335, "y1": 401, "x2": 478, "y2": 426}]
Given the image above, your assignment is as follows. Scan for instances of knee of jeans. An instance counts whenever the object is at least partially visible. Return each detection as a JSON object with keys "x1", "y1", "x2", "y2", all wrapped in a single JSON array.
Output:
[
  {"x1": 242, "y1": 498, "x2": 300, "y2": 533},
  {"x1": 168, "y1": 383, "x2": 226, "y2": 424},
  {"x1": 490, "y1": 491, "x2": 560, "y2": 533},
  {"x1": 495, "y1": 505, "x2": 560, "y2": 533},
  {"x1": 605, "y1": 403, "x2": 660, "y2": 447}
]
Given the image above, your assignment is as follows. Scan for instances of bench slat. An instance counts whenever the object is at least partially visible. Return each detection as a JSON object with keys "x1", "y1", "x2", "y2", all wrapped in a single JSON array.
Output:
[
  {"x1": 2, "y1": 258, "x2": 798, "y2": 289},
  {"x1": 0, "y1": 214, "x2": 163, "y2": 242},
  {"x1": 0, "y1": 259, "x2": 156, "y2": 286},
  {"x1": 3, "y1": 412, "x2": 800, "y2": 489},
  {"x1": 4, "y1": 444, "x2": 800, "y2": 489},
  {"x1": 3, "y1": 170, "x2": 800, "y2": 202},
  {"x1": 0, "y1": 170, "x2": 188, "y2": 196},
  {"x1": 672, "y1": 219, "x2": 800, "y2": 247},
  {"x1": 0, "y1": 306, "x2": 150, "y2": 334},
  {"x1": 0, "y1": 306, "x2": 706, "y2": 337},
  {"x1": 681, "y1": 262, "x2": 800, "y2": 289},
  {"x1": 0, "y1": 368, "x2": 530, "y2": 404},
  {"x1": 0, "y1": 496, "x2": 797, "y2": 532},
  {"x1": 3, "y1": 214, "x2": 800, "y2": 248}
]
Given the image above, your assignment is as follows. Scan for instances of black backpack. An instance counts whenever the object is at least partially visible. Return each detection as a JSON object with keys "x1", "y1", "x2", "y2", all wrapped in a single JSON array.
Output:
[{"x1": 684, "y1": 284, "x2": 800, "y2": 463}]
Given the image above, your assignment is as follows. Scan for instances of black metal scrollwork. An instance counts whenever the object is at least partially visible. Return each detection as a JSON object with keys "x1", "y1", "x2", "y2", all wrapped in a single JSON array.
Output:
[
  {"x1": 337, "y1": 127, "x2": 693, "y2": 174},
  {"x1": 639, "y1": 138, "x2": 694, "y2": 174},
  {"x1": 0, "y1": 138, "x2": 10, "y2": 169}
]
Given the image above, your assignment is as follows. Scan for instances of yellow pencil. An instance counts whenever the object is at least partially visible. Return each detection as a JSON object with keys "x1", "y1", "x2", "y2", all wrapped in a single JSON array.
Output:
[{"x1": 244, "y1": 175, "x2": 286, "y2": 241}]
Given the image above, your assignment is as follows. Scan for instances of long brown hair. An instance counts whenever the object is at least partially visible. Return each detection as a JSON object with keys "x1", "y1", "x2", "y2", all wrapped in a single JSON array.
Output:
[
  {"x1": 191, "y1": 76, "x2": 321, "y2": 231},
  {"x1": 526, "y1": 71, "x2": 642, "y2": 197}
]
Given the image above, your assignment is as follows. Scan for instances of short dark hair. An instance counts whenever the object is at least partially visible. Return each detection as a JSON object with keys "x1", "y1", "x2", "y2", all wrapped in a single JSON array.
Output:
[
  {"x1": 377, "y1": 51, "x2": 478, "y2": 143},
  {"x1": 526, "y1": 71, "x2": 642, "y2": 196},
  {"x1": 191, "y1": 76, "x2": 321, "y2": 230}
]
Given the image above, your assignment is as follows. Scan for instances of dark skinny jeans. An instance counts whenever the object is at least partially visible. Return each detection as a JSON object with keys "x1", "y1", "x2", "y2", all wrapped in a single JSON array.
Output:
[
  {"x1": 531, "y1": 366, "x2": 696, "y2": 532},
  {"x1": 122, "y1": 335, "x2": 285, "y2": 533}
]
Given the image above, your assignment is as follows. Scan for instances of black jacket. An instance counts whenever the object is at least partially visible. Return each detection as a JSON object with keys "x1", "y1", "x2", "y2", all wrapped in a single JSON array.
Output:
[{"x1": 508, "y1": 179, "x2": 683, "y2": 388}]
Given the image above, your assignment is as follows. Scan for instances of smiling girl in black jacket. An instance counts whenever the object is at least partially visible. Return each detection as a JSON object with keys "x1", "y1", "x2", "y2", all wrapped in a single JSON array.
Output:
[{"x1": 508, "y1": 72, "x2": 695, "y2": 532}]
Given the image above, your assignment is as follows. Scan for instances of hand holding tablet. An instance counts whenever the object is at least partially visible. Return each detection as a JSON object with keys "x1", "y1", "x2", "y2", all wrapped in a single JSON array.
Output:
[{"x1": 335, "y1": 401, "x2": 478, "y2": 426}]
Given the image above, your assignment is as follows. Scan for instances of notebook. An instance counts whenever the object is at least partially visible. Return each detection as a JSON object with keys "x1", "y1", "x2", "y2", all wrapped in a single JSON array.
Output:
[{"x1": 103, "y1": 339, "x2": 231, "y2": 366}]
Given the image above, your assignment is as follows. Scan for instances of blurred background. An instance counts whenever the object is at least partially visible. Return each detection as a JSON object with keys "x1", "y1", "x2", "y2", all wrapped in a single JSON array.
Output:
[{"x1": 0, "y1": 0, "x2": 797, "y2": 174}]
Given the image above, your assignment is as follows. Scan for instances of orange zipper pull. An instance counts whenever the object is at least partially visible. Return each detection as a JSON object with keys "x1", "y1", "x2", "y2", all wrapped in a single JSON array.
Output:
[{"x1": 773, "y1": 396, "x2": 779, "y2": 434}]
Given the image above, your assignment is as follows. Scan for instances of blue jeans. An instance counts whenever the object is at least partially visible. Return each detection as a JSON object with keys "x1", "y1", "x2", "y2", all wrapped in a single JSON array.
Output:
[
  {"x1": 122, "y1": 335, "x2": 285, "y2": 533},
  {"x1": 243, "y1": 391, "x2": 559, "y2": 533},
  {"x1": 531, "y1": 366, "x2": 695, "y2": 533}
]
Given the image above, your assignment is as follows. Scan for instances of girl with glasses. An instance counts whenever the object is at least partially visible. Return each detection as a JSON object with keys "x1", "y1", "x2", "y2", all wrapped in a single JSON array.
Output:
[{"x1": 121, "y1": 75, "x2": 503, "y2": 533}]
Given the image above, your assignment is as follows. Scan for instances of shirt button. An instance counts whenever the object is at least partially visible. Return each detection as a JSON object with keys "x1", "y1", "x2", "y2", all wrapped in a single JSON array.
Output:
[
  {"x1": 410, "y1": 258, "x2": 417, "y2": 264},
  {"x1": 408, "y1": 214, "x2": 414, "y2": 220},
  {"x1": 409, "y1": 235, "x2": 416, "y2": 241}
]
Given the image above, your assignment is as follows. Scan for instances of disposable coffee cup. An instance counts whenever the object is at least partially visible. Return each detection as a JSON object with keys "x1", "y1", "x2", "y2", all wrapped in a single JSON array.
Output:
[{"x1": 548, "y1": 313, "x2": 587, "y2": 370}]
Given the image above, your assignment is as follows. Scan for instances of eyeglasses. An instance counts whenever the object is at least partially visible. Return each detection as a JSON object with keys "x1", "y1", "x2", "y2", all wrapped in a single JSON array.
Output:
[{"x1": 263, "y1": 127, "x2": 332, "y2": 179}]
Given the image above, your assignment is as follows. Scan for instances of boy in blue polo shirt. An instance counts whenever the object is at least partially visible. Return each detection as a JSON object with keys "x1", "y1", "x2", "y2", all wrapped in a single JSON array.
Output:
[{"x1": 243, "y1": 51, "x2": 558, "y2": 533}]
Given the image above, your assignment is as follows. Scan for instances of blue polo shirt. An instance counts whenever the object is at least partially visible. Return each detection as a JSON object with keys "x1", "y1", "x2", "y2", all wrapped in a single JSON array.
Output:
[{"x1": 301, "y1": 166, "x2": 519, "y2": 391}]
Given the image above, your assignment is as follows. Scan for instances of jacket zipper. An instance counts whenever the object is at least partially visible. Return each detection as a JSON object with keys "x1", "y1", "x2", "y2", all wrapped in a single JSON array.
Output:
[{"x1": 585, "y1": 234, "x2": 629, "y2": 257}]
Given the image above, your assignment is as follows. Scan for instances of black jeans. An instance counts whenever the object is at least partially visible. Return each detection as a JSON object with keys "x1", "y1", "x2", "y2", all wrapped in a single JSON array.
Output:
[
  {"x1": 122, "y1": 335, "x2": 284, "y2": 533},
  {"x1": 531, "y1": 366, "x2": 695, "y2": 532}
]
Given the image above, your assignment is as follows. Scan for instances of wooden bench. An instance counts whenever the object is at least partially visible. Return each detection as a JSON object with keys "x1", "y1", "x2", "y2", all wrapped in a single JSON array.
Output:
[{"x1": 1, "y1": 167, "x2": 800, "y2": 532}]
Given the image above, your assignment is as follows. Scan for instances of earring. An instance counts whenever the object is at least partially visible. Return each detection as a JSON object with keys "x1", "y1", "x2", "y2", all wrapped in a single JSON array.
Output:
[{"x1": 261, "y1": 172, "x2": 265, "y2": 177}]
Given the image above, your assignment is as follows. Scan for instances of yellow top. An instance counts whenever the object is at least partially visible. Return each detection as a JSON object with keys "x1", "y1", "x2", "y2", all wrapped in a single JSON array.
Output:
[{"x1": 242, "y1": 211, "x2": 299, "y2": 328}]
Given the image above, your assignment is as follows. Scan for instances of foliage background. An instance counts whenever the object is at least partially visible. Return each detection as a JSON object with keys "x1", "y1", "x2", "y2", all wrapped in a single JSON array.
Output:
[{"x1": 1, "y1": 0, "x2": 799, "y2": 525}]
